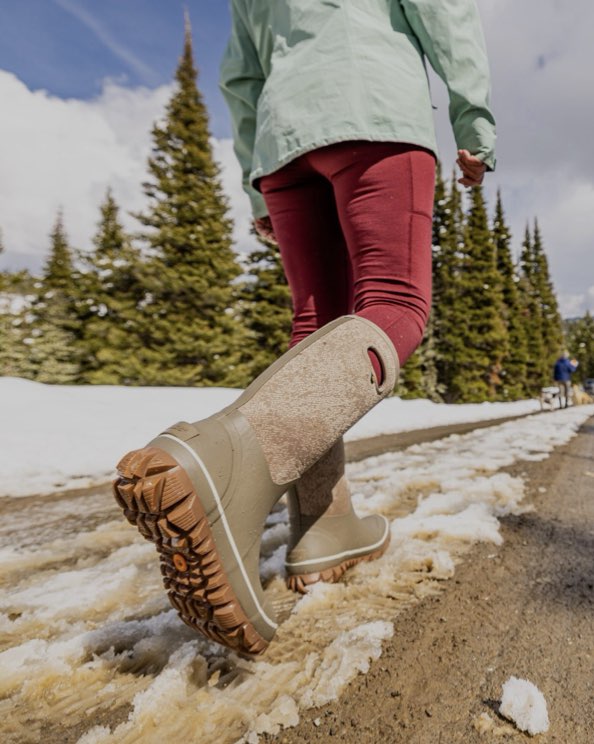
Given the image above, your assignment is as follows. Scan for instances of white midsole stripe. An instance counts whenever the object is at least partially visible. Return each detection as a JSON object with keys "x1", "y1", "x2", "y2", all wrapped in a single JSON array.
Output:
[
  {"x1": 159, "y1": 433, "x2": 278, "y2": 630},
  {"x1": 285, "y1": 517, "x2": 389, "y2": 568}
]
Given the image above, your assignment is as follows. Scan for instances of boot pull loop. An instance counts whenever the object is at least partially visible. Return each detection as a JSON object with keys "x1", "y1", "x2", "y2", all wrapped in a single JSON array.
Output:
[{"x1": 367, "y1": 345, "x2": 388, "y2": 394}]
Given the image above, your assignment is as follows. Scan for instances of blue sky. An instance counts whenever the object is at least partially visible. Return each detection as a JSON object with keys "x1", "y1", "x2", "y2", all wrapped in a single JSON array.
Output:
[
  {"x1": 0, "y1": 0, "x2": 592, "y2": 316},
  {"x1": 0, "y1": 0, "x2": 233, "y2": 136}
]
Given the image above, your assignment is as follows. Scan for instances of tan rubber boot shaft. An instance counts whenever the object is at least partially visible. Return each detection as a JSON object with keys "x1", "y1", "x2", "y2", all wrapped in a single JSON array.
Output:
[
  {"x1": 285, "y1": 508, "x2": 390, "y2": 593},
  {"x1": 114, "y1": 316, "x2": 398, "y2": 655}
]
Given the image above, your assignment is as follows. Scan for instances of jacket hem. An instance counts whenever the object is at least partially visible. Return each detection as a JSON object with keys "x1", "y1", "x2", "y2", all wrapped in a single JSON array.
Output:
[{"x1": 249, "y1": 132, "x2": 439, "y2": 191}]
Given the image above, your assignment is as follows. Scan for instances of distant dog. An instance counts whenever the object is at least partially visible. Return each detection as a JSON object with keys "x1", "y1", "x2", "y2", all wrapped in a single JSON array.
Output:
[{"x1": 540, "y1": 386, "x2": 560, "y2": 411}]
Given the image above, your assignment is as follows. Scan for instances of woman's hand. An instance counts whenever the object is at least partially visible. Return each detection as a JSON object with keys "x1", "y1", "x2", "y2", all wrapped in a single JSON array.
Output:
[
  {"x1": 457, "y1": 149, "x2": 487, "y2": 187},
  {"x1": 253, "y1": 216, "x2": 277, "y2": 244}
]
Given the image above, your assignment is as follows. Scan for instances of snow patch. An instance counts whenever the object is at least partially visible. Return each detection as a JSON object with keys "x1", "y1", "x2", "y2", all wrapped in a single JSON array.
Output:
[
  {"x1": 499, "y1": 676, "x2": 550, "y2": 735},
  {"x1": 299, "y1": 621, "x2": 394, "y2": 708},
  {"x1": 0, "y1": 377, "x2": 544, "y2": 498}
]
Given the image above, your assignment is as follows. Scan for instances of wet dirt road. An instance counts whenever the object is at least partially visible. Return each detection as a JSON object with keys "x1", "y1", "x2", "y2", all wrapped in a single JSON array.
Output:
[
  {"x1": 2, "y1": 410, "x2": 592, "y2": 744},
  {"x1": 268, "y1": 417, "x2": 594, "y2": 743}
]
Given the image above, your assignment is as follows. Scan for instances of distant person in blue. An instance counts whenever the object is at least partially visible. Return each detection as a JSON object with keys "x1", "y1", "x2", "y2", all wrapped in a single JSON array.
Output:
[{"x1": 553, "y1": 352, "x2": 579, "y2": 408}]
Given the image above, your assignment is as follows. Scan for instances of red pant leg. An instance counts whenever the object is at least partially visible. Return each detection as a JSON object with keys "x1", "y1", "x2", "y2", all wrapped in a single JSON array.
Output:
[
  {"x1": 308, "y1": 141, "x2": 435, "y2": 364},
  {"x1": 259, "y1": 157, "x2": 352, "y2": 348},
  {"x1": 259, "y1": 141, "x2": 435, "y2": 366}
]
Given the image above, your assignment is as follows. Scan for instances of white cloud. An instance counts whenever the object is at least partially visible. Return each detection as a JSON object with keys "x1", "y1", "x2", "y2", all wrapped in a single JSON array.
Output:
[
  {"x1": 0, "y1": 71, "x2": 171, "y2": 265},
  {"x1": 430, "y1": 0, "x2": 594, "y2": 317},
  {"x1": 0, "y1": 71, "x2": 258, "y2": 272}
]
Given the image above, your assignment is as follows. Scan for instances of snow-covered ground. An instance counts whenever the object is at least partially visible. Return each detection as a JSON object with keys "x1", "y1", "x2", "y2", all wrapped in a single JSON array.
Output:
[
  {"x1": 2, "y1": 403, "x2": 592, "y2": 743},
  {"x1": 0, "y1": 377, "x2": 541, "y2": 497}
]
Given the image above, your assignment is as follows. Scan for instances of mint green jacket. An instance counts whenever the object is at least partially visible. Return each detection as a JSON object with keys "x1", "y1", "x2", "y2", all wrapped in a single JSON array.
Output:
[{"x1": 220, "y1": 0, "x2": 496, "y2": 218}]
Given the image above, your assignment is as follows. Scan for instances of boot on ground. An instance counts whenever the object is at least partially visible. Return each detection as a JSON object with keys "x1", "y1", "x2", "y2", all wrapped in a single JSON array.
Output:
[
  {"x1": 285, "y1": 437, "x2": 390, "y2": 593},
  {"x1": 113, "y1": 316, "x2": 398, "y2": 655}
]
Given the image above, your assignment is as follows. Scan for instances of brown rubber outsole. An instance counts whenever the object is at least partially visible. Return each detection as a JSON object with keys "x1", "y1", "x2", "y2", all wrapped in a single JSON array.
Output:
[{"x1": 113, "y1": 446, "x2": 268, "y2": 656}]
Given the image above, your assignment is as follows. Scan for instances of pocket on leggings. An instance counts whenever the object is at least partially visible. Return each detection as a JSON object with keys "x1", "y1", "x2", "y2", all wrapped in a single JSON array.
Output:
[
  {"x1": 410, "y1": 151, "x2": 436, "y2": 218},
  {"x1": 409, "y1": 212, "x2": 433, "y2": 289}
]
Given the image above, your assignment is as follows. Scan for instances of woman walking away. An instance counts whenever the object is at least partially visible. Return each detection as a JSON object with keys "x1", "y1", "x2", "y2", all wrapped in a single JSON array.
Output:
[{"x1": 113, "y1": 0, "x2": 496, "y2": 656}]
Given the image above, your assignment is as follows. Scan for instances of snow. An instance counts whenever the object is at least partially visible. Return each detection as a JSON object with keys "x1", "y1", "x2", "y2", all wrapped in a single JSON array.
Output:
[
  {"x1": 0, "y1": 376, "x2": 540, "y2": 498},
  {"x1": 1, "y1": 377, "x2": 591, "y2": 742},
  {"x1": 346, "y1": 395, "x2": 540, "y2": 440},
  {"x1": 499, "y1": 676, "x2": 550, "y2": 735}
]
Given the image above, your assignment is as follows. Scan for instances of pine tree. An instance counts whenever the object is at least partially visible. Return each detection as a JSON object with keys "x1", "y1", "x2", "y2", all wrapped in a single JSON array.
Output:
[
  {"x1": 517, "y1": 222, "x2": 563, "y2": 393},
  {"x1": 445, "y1": 186, "x2": 508, "y2": 402},
  {"x1": 28, "y1": 212, "x2": 79, "y2": 383},
  {"x1": 133, "y1": 17, "x2": 244, "y2": 386},
  {"x1": 532, "y1": 219, "x2": 563, "y2": 376},
  {"x1": 566, "y1": 312, "x2": 594, "y2": 382},
  {"x1": 433, "y1": 172, "x2": 467, "y2": 402},
  {"x1": 43, "y1": 210, "x2": 75, "y2": 294},
  {"x1": 492, "y1": 191, "x2": 528, "y2": 399},
  {"x1": 234, "y1": 229, "x2": 292, "y2": 385},
  {"x1": 77, "y1": 189, "x2": 145, "y2": 384},
  {"x1": 399, "y1": 162, "x2": 444, "y2": 400},
  {"x1": 0, "y1": 268, "x2": 37, "y2": 379},
  {"x1": 397, "y1": 318, "x2": 440, "y2": 400},
  {"x1": 517, "y1": 225, "x2": 544, "y2": 393}
]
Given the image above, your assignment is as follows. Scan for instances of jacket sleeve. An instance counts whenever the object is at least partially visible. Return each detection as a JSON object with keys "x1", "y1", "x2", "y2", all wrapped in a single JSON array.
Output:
[
  {"x1": 219, "y1": 0, "x2": 268, "y2": 218},
  {"x1": 399, "y1": 0, "x2": 497, "y2": 170}
]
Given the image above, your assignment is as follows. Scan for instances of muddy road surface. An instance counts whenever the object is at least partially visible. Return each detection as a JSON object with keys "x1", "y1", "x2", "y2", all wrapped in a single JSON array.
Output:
[
  {"x1": 1, "y1": 409, "x2": 592, "y2": 743},
  {"x1": 268, "y1": 417, "x2": 594, "y2": 743}
]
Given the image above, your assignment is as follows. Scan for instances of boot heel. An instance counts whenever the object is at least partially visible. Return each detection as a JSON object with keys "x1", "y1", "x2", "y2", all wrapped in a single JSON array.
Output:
[{"x1": 113, "y1": 446, "x2": 269, "y2": 655}]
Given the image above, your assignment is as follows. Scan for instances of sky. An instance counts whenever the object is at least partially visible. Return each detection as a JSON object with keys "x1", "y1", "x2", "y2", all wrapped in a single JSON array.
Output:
[{"x1": 0, "y1": 0, "x2": 592, "y2": 318}]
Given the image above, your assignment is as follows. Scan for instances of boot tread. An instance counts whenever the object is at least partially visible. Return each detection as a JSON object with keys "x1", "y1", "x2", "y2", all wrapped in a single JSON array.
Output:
[{"x1": 114, "y1": 446, "x2": 268, "y2": 655}]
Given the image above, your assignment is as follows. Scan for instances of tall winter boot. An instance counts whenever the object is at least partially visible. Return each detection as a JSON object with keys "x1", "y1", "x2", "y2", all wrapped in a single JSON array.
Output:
[
  {"x1": 285, "y1": 437, "x2": 390, "y2": 594},
  {"x1": 113, "y1": 315, "x2": 398, "y2": 655}
]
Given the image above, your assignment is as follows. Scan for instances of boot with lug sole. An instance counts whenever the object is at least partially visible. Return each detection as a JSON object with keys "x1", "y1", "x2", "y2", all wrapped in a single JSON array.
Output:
[
  {"x1": 113, "y1": 315, "x2": 398, "y2": 655},
  {"x1": 285, "y1": 437, "x2": 390, "y2": 594}
]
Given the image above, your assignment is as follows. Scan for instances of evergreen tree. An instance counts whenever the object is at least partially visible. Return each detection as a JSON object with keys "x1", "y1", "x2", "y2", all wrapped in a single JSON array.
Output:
[
  {"x1": 0, "y1": 269, "x2": 38, "y2": 379},
  {"x1": 517, "y1": 225, "x2": 545, "y2": 394},
  {"x1": 492, "y1": 191, "x2": 528, "y2": 399},
  {"x1": 43, "y1": 210, "x2": 75, "y2": 294},
  {"x1": 532, "y1": 219, "x2": 563, "y2": 374},
  {"x1": 397, "y1": 317, "x2": 440, "y2": 400},
  {"x1": 235, "y1": 229, "x2": 292, "y2": 385},
  {"x1": 445, "y1": 186, "x2": 508, "y2": 402},
  {"x1": 28, "y1": 212, "x2": 79, "y2": 383},
  {"x1": 77, "y1": 189, "x2": 145, "y2": 384},
  {"x1": 133, "y1": 18, "x2": 244, "y2": 386},
  {"x1": 566, "y1": 312, "x2": 594, "y2": 382},
  {"x1": 399, "y1": 162, "x2": 444, "y2": 400},
  {"x1": 433, "y1": 172, "x2": 467, "y2": 402},
  {"x1": 517, "y1": 222, "x2": 563, "y2": 393}
]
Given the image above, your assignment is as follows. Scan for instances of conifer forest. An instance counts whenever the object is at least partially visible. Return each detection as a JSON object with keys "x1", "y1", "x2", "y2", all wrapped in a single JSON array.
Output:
[{"x1": 0, "y1": 31, "x2": 591, "y2": 404}]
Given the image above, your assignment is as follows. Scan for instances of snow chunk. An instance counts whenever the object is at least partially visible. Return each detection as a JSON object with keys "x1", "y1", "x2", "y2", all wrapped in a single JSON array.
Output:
[
  {"x1": 299, "y1": 621, "x2": 393, "y2": 708},
  {"x1": 499, "y1": 676, "x2": 550, "y2": 735},
  {"x1": 245, "y1": 695, "x2": 299, "y2": 739}
]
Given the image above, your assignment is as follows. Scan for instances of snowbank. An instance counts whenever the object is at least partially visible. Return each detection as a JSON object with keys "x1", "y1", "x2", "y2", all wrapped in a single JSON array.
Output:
[{"x1": 0, "y1": 377, "x2": 540, "y2": 498}]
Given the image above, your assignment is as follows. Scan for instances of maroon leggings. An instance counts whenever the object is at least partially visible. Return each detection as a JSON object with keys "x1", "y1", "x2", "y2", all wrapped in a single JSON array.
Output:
[{"x1": 258, "y1": 141, "x2": 436, "y2": 368}]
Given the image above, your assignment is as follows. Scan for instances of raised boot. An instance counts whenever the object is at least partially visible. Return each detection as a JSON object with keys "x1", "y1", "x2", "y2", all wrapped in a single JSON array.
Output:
[
  {"x1": 113, "y1": 316, "x2": 398, "y2": 655},
  {"x1": 285, "y1": 438, "x2": 390, "y2": 594}
]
